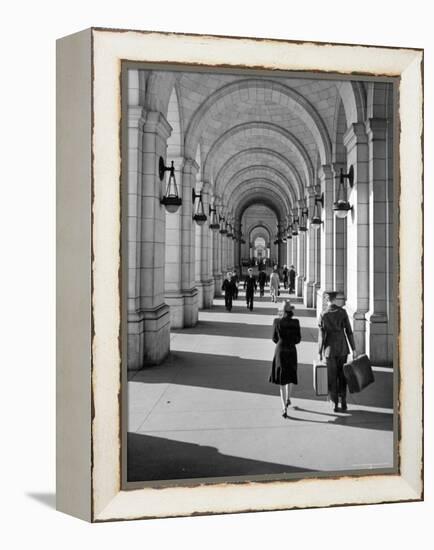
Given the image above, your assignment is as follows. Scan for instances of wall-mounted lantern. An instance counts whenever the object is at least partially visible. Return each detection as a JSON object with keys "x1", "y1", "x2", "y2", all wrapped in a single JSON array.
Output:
[
  {"x1": 299, "y1": 207, "x2": 309, "y2": 232},
  {"x1": 292, "y1": 216, "x2": 299, "y2": 237},
  {"x1": 219, "y1": 214, "x2": 227, "y2": 235},
  {"x1": 192, "y1": 189, "x2": 207, "y2": 226},
  {"x1": 333, "y1": 165, "x2": 354, "y2": 219},
  {"x1": 227, "y1": 223, "x2": 234, "y2": 238},
  {"x1": 311, "y1": 193, "x2": 324, "y2": 229},
  {"x1": 159, "y1": 157, "x2": 182, "y2": 213},
  {"x1": 208, "y1": 205, "x2": 220, "y2": 231}
]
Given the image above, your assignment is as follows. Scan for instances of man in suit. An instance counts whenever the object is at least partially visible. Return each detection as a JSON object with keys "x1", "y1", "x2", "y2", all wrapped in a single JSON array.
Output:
[
  {"x1": 318, "y1": 291, "x2": 357, "y2": 412},
  {"x1": 243, "y1": 268, "x2": 257, "y2": 311},
  {"x1": 288, "y1": 265, "x2": 296, "y2": 294}
]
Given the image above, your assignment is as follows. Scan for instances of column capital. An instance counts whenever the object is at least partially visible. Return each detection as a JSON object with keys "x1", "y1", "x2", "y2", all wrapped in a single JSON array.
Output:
[
  {"x1": 128, "y1": 106, "x2": 143, "y2": 128},
  {"x1": 182, "y1": 157, "x2": 200, "y2": 175},
  {"x1": 343, "y1": 122, "x2": 368, "y2": 150},
  {"x1": 140, "y1": 109, "x2": 172, "y2": 141},
  {"x1": 306, "y1": 184, "x2": 317, "y2": 198},
  {"x1": 365, "y1": 117, "x2": 388, "y2": 140},
  {"x1": 318, "y1": 164, "x2": 334, "y2": 180}
]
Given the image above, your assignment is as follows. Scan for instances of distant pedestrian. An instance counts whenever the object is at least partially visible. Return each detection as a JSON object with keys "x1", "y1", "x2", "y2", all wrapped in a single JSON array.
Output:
[
  {"x1": 289, "y1": 265, "x2": 296, "y2": 294},
  {"x1": 269, "y1": 300, "x2": 301, "y2": 417},
  {"x1": 258, "y1": 269, "x2": 267, "y2": 297},
  {"x1": 282, "y1": 265, "x2": 288, "y2": 289},
  {"x1": 243, "y1": 267, "x2": 257, "y2": 311},
  {"x1": 318, "y1": 291, "x2": 357, "y2": 412},
  {"x1": 269, "y1": 267, "x2": 280, "y2": 303},
  {"x1": 231, "y1": 270, "x2": 239, "y2": 300},
  {"x1": 221, "y1": 272, "x2": 236, "y2": 311}
]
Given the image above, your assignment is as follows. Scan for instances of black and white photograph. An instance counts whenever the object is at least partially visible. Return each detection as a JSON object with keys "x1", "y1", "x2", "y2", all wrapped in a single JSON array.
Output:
[{"x1": 124, "y1": 66, "x2": 397, "y2": 484}]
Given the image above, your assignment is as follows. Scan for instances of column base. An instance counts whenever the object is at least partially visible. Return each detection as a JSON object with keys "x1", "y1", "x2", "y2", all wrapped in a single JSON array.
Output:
[
  {"x1": 127, "y1": 304, "x2": 170, "y2": 370},
  {"x1": 165, "y1": 288, "x2": 199, "y2": 329},
  {"x1": 213, "y1": 273, "x2": 223, "y2": 297},
  {"x1": 196, "y1": 279, "x2": 214, "y2": 309},
  {"x1": 303, "y1": 281, "x2": 315, "y2": 308},
  {"x1": 365, "y1": 312, "x2": 393, "y2": 365},
  {"x1": 296, "y1": 275, "x2": 305, "y2": 298}
]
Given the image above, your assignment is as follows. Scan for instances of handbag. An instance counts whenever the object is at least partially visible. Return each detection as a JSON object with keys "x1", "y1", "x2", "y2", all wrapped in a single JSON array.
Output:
[{"x1": 343, "y1": 354, "x2": 375, "y2": 393}]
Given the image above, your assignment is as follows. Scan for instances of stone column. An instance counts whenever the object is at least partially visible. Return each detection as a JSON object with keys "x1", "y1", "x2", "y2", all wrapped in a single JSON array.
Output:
[
  {"x1": 317, "y1": 164, "x2": 334, "y2": 315},
  {"x1": 180, "y1": 158, "x2": 199, "y2": 327},
  {"x1": 344, "y1": 123, "x2": 370, "y2": 354},
  {"x1": 295, "y1": 206, "x2": 305, "y2": 297},
  {"x1": 365, "y1": 117, "x2": 392, "y2": 365},
  {"x1": 128, "y1": 110, "x2": 171, "y2": 369},
  {"x1": 332, "y1": 162, "x2": 347, "y2": 302},
  {"x1": 313, "y1": 224, "x2": 321, "y2": 309},
  {"x1": 197, "y1": 182, "x2": 214, "y2": 308},
  {"x1": 304, "y1": 186, "x2": 317, "y2": 307}
]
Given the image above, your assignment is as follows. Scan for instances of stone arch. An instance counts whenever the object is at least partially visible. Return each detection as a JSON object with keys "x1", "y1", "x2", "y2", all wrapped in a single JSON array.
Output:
[
  {"x1": 215, "y1": 148, "x2": 304, "y2": 199},
  {"x1": 223, "y1": 170, "x2": 296, "y2": 208},
  {"x1": 222, "y1": 173, "x2": 297, "y2": 208},
  {"x1": 166, "y1": 84, "x2": 183, "y2": 157},
  {"x1": 229, "y1": 180, "x2": 291, "y2": 219},
  {"x1": 184, "y1": 78, "x2": 332, "y2": 164},
  {"x1": 335, "y1": 81, "x2": 366, "y2": 127},
  {"x1": 250, "y1": 224, "x2": 272, "y2": 247},
  {"x1": 145, "y1": 71, "x2": 178, "y2": 115},
  {"x1": 331, "y1": 99, "x2": 348, "y2": 164},
  {"x1": 203, "y1": 121, "x2": 314, "y2": 187}
]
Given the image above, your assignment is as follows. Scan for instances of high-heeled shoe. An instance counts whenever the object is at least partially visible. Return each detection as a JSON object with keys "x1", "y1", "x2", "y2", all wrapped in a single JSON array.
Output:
[
  {"x1": 286, "y1": 398, "x2": 292, "y2": 408},
  {"x1": 282, "y1": 407, "x2": 288, "y2": 418}
]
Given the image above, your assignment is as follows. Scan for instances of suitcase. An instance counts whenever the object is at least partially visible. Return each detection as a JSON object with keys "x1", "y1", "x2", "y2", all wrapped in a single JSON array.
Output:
[
  {"x1": 343, "y1": 354, "x2": 375, "y2": 393},
  {"x1": 313, "y1": 361, "x2": 328, "y2": 396}
]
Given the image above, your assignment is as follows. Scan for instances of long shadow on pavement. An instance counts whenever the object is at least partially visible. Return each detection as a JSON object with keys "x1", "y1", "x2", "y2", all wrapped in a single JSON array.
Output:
[
  {"x1": 130, "y1": 351, "x2": 394, "y2": 410},
  {"x1": 172, "y1": 320, "x2": 317, "y2": 342},
  {"x1": 127, "y1": 432, "x2": 316, "y2": 482}
]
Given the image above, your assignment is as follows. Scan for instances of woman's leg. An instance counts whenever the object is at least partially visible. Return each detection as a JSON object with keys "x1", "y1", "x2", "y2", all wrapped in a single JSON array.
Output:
[
  {"x1": 279, "y1": 386, "x2": 286, "y2": 413},
  {"x1": 286, "y1": 383, "x2": 293, "y2": 405}
]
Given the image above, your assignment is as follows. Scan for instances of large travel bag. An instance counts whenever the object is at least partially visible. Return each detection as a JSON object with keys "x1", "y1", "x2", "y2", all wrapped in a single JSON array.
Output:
[
  {"x1": 343, "y1": 354, "x2": 375, "y2": 393},
  {"x1": 313, "y1": 361, "x2": 328, "y2": 396}
]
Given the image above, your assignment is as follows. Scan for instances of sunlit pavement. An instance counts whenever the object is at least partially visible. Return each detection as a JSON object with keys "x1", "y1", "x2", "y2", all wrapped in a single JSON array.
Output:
[{"x1": 128, "y1": 289, "x2": 395, "y2": 482}]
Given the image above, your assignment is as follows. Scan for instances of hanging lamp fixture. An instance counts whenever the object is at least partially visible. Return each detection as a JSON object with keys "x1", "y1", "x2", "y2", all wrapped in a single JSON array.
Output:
[
  {"x1": 208, "y1": 204, "x2": 220, "y2": 231},
  {"x1": 192, "y1": 189, "x2": 207, "y2": 226},
  {"x1": 311, "y1": 193, "x2": 324, "y2": 229},
  {"x1": 333, "y1": 165, "x2": 354, "y2": 219},
  {"x1": 159, "y1": 157, "x2": 182, "y2": 213}
]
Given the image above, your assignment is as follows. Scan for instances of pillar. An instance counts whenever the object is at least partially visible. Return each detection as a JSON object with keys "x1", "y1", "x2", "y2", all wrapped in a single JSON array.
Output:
[
  {"x1": 344, "y1": 123, "x2": 370, "y2": 354},
  {"x1": 365, "y1": 117, "x2": 392, "y2": 365},
  {"x1": 304, "y1": 186, "x2": 317, "y2": 307},
  {"x1": 128, "y1": 110, "x2": 171, "y2": 369},
  {"x1": 317, "y1": 164, "x2": 334, "y2": 315},
  {"x1": 196, "y1": 181, "x2": 214, "y2": 308}
]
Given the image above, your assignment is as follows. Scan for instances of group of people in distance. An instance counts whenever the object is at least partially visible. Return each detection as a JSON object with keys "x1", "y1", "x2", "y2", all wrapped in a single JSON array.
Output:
[
  {"x1": 221, "y1": 264, "x2": 297, "y2": 312},
  {"x1": 221, "y1": 266, "x2": 356, "y2": 416}
]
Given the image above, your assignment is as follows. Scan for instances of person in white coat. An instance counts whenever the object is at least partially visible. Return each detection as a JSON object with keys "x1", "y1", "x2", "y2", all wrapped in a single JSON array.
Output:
[{"x1": 269, "y1": 266, "x2": 280, "y2": 303}]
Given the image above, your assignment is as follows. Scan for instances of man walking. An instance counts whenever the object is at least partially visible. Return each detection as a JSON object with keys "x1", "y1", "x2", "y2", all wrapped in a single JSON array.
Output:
[
  {"x1": 221, "y1": 272, "x2": 236, "y2": 312},
  {"x1": 288, "y1": 265, "x2": 296, "y2": 294},
  {"x1": 258, "y1": 269, "x2": 267, "y2": 297},
  {"x1": 318, "y1": 291, "x2": 357, "y2": 412},
  {"x1": 243, "y1": 268, "x2": 257, "y2": 311}
]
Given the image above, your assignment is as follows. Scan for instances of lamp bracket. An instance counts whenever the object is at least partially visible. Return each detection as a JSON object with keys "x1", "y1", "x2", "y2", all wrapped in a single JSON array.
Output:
[
  {"x1": 159, "y1": 156, "x2": 174, "y2": 181},
  {"x1": 315, "y1": 193, "x2": 324, "y2": 207},
  {"x1": 340, "y1": 165, "x2": 354, "y2": 187}
]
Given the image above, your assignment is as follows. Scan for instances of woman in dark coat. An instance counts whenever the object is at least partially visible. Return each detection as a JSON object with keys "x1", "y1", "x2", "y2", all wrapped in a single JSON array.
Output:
[{"x1": 269, "y1": 300, "x2": 301, "y2": 417}]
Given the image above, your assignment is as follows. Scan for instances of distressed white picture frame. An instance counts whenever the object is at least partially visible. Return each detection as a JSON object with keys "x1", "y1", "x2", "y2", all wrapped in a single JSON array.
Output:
[{"x1": 56, "y1": 28, "x2": 423, "y2": 522}]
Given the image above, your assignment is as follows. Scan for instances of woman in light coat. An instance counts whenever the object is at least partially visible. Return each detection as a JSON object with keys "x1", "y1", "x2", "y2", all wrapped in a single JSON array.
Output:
[{"x1": 269, "y1": 266, "x2": 280, "y2": 303}]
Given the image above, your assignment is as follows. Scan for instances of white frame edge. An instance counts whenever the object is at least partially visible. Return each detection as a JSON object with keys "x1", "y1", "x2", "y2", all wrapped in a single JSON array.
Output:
[{"x1": 86, "y1": 29, "x2": 422, "y2": 522}]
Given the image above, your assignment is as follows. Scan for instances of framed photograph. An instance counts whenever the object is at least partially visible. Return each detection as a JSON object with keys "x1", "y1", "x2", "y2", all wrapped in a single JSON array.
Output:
[{"x1": 56, "y1": 28, "x2": 423, "y2": 522}]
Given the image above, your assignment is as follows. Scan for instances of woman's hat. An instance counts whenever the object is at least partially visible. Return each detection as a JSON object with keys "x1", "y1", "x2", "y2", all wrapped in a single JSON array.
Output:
[{"x1": 281, "y1": 300, "x2": 295, "y2": 313}]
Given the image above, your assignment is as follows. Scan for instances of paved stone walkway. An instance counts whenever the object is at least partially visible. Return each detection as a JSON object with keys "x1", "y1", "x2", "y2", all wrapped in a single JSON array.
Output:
[{"x1": 128, "y1": 290, "x2": 395, "y2": 482}]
